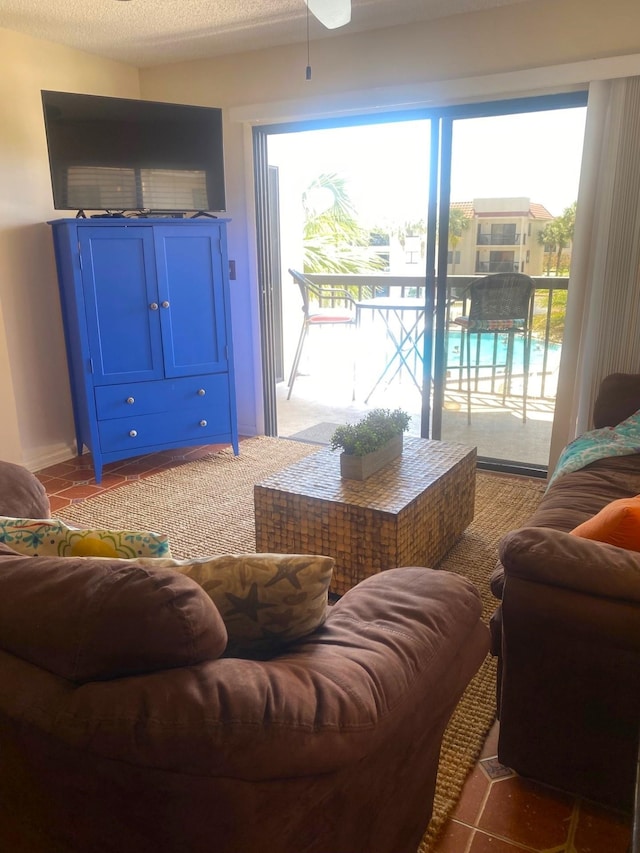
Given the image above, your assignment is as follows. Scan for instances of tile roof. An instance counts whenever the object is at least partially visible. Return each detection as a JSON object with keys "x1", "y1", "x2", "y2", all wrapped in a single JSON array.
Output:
[
  {"x1": 450, "y1": 200, "x2": 555, "y2": 219},
  {"x1": 529, "y1": 202, "x2": 554, "y2": 219},
  {"x1": 450, "y1": 201, "x2": 475, "y2": 217}
]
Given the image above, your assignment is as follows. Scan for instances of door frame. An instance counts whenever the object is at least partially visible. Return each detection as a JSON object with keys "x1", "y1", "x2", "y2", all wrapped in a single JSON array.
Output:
[{"x1": 253, "y1": 90, "x2": 588, "y2": 472}]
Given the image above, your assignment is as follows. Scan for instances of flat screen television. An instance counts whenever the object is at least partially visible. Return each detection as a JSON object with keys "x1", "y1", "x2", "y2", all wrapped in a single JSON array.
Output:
[{"x1": 41, "y1": 90, "x2": 226, "y2": 215}]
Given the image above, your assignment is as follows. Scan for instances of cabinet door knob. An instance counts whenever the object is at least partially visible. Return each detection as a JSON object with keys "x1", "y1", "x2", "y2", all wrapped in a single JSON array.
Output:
[
  {"x1": 199, "y1": 420, "x2": 208, "y2": 428},
  {"x1": 161, "y1": 300, "x2": 170, "y2": 308},
  {"x1": 149, "y1": 302, "x2": 159, "y2": 310},
  {"x1": 126, "y1": 396, "x2": 135, "y2": 405},
  {"x1": 197, "y1": 388, "x2": 206, "y2": 396},
  {"x1": 129, "y1": 429, "x2": 138, "y2": 438}
]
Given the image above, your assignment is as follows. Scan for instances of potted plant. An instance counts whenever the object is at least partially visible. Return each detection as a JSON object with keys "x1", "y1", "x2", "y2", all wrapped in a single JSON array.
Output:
[{"x1": 330, "y1": 408, "x2": 411, "y2": 480}]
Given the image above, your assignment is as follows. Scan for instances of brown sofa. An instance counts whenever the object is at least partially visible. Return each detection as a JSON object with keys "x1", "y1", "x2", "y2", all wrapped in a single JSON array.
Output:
[
  {"x1": 0, "y1": 460, "x2": 489, "y2": 853},
  {"x1": 490, "y1": 373, "x2": 640, "y2": 809}
]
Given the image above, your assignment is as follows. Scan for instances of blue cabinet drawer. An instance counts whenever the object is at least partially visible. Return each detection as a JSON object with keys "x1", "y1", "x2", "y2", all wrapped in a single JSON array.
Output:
[
  {"x1": 94, "y1": 375, "x2": 228, "y2": 419},
  {"x1": 98, "y1": 405, "x2": 231, "y2": 454}
]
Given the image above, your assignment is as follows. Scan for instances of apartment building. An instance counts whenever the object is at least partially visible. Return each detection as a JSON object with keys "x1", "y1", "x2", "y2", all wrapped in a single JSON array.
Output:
[{"x1": 450, "y1": 197, "x2": 554, "y2": 276}]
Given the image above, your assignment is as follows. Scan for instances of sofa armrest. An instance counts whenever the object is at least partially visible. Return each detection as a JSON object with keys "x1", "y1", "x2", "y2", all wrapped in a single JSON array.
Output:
[
  {"x1": 0, "y1": 461, "x2": 51, "y2": 518},
  {"x1": 0, "y1": 550, "x2": 228, "y2": 681},
  {"x1": 499, "y1": 526, "x2": 640, "y2": 604},
  {"x1": 0, "y1": 567, "x2": 489, "y2": 780}
]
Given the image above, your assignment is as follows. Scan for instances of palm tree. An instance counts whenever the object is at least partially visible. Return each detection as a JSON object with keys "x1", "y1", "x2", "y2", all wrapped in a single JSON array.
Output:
[
  {"x1": 533, "y1": 202, "x2": 576, "y2": 342},
  {"x1": 448, "y1": 207, "x2": 470, "y2": 273},
  {"x1": 538, "y1": 201, "x2": 576, "y2": 275},
  {"x1": 302, "y1": 172, "x2": 385, "y2": 273}
]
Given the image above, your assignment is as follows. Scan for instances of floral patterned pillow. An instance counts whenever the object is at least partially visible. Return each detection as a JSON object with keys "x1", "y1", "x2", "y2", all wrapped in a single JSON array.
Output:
[{"x1": 0, "y1": 517, "x2": 171, "y2": 559}]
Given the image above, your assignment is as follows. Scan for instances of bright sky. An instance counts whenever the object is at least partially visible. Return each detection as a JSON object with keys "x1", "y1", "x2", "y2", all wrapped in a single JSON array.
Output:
[{"x1": 268, "y1": 106, "x2": 587, "y2": 226}]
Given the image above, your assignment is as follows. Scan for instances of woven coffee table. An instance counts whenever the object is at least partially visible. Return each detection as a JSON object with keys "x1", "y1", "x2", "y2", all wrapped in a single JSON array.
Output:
[{"x1": 254, "y1": 436, "x2": 476, "y2": 595}]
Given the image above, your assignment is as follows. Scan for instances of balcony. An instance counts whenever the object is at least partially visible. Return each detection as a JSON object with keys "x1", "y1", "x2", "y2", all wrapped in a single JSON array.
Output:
[{"x1": 277, "y1": 273, "x2": 567, "y2": 469}]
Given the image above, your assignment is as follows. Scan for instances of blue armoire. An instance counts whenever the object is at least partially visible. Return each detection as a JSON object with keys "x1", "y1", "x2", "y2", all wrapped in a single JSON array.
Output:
[{"x1": 49, "y1": 218, "x2": 238, "y2": 483}]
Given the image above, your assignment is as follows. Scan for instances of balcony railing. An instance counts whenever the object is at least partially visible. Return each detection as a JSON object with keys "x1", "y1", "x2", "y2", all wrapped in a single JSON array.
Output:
[
  {"x1": 475, "y1": 261, "x2": 520, "y2": 274},
  {"x1": 476, "y1": 233, "x2": 521, "y2": 245},
  {"x1": 302, "y1": 272, "x2": 568, "y2": 403}
]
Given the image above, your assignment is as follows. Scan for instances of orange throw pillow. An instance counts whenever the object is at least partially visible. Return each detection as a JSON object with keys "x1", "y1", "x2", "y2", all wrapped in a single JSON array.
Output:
[{"x1": 570, "y1": 495, "x2": 640, "y2": 551}]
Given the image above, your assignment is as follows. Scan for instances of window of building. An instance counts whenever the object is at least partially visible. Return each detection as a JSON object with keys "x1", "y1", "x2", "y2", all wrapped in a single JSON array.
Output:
[{"x1": 490, "y1": 223, "x2": 517, "y2": 245}]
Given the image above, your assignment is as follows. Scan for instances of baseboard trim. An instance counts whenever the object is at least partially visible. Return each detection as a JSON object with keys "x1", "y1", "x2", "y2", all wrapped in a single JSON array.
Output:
[{"x1": 23, "y1": 443, "x2": 78, "y2": 474}]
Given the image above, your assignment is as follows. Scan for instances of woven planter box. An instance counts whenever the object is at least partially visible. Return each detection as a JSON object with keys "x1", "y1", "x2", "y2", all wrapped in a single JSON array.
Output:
[{"x1": 339, "y1": 434, "x2": 403, "y2": 481}]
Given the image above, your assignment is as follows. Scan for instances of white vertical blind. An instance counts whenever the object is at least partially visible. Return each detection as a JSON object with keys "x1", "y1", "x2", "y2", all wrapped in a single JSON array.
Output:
[{"x1": 549, "y1": 75, "x2": 640, "y2": 472}]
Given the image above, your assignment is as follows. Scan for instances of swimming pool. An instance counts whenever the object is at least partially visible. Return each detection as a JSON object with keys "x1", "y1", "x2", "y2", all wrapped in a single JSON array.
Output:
[{"x1": 445, "y1": 330, "x2": 561, "y2": 376}]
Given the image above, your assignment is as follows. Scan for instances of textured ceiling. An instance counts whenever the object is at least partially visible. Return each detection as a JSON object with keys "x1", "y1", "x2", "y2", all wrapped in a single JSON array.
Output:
[{"x1": 0, "y1": 0, "x2": 533, "y2": 68}]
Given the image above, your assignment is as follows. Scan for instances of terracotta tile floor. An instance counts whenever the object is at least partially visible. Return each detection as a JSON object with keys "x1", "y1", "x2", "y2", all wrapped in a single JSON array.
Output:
[
  {"x1": 35, "y1": 445, "x2": 228, "y2": 513},
  {"x1": 35, "y1": 448, "x2": 634, "y2": 853},
  {"x1": 437, "y1": 722, "x2": 632, "y2": 852}
]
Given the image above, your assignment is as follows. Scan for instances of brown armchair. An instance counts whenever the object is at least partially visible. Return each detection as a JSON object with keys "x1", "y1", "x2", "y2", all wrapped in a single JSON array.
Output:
[{"x1": 0, "y1": 461, "x2": 489, "y2": 853}]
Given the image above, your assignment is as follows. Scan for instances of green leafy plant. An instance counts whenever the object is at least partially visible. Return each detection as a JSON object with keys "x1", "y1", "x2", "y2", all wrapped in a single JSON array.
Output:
[
  {"x1": 302, "y1": 172, "x2": 386, "y2": 274},
  {"x1": 330, "y1": 408, "x2": 411, "y2": 456}
]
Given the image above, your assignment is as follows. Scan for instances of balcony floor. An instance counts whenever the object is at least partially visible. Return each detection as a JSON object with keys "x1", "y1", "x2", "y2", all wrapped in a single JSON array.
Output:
[{"x1": 277, "y1": 341, "x2": 554, "y2": 470}]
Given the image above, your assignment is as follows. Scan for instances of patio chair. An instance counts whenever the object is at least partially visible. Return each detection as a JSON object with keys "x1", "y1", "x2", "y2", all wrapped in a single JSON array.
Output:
[
  {"x1": 451, "y1": 272, "x2": 535, "y2": 424},
  {"x1": 286, "y1": 269, "x2": 357, "y2": 399}
]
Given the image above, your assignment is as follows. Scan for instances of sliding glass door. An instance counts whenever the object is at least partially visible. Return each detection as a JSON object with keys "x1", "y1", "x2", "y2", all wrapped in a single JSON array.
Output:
[
  {"x1": 262, "y1": 117, "x2": 434, "y2": 446},
  {"x1": 253, "y1": 91, "x2": 587, "y2": 473},
  {"x1": 431, "y1": 97, "x2": 587, "y2": 472}
]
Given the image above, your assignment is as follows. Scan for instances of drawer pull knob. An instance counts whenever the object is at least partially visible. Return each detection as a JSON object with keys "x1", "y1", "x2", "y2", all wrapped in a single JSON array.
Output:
[
  {"x1": 129, "y1": 429, "x2": 138, "y2": 438},
  {"x1": 199, "y1": 419, "x2": 208, "y2": 428},
  {"x1": 149, "y1": 302, "x2": 159, "y2": 311},
  {"x1": 161, "y1": 300, "x2": 170, "y2": 309},
  {"x1": 126, "y1": 396, "x2": 135, "y2": 405},
  {"x1": 197, "y1": 388, "x2": 206, "y2": 396}
]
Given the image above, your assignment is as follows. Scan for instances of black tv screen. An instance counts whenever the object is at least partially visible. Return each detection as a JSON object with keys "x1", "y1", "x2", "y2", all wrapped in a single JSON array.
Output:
[{"x1": 41, "y1": 90, "x2": 226, "y2": 214}]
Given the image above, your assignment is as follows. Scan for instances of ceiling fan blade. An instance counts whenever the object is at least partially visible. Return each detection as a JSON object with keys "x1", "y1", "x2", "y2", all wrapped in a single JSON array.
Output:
[{"x1": 305, "y1": 0, "x2": 351, "y2": 29}]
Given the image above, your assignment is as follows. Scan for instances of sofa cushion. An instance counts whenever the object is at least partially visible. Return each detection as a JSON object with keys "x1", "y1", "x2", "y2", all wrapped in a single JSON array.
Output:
[
  {"x1": 0, "y1": 461, "x2": 50, "y2": 519},
  {"x1": 592, "y1": 372, "x2": 640, "y2": 429},
  {"x1": 0, "y1": 551, "x2": 227, "y2": 682},
  {"x1": 135, "y1": 553, "x2": 335, "y2": 656},
  {"x1": 570, "y1": 495, "x2": 640, "y2": 551},
  {"x1": 534, "y1": 455, "x2": 640, "y2": 531},
  {"x1": 0, "y1": 517, "x2": 171, "y2": 558}
]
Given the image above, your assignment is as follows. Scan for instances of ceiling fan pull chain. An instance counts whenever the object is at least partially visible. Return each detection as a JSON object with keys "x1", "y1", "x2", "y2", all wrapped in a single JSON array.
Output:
[
  {"x1": 303, "y1": 0, "x2": 351, "y2": 77},
  {"x1": 306, "y1": 1, "x2": 312, "y2": 79}
]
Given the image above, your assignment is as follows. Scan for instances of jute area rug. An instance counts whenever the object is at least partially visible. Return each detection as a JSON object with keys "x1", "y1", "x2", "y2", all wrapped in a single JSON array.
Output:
[{"x1": 59, "y1": 436, "x2": 545, "y2": 852}]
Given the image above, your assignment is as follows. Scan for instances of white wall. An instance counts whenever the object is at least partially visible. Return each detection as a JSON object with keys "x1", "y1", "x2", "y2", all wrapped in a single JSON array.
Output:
[
  {"x1": 3, "y1": 0, "x2": 640, "y2": 467},
  {"x1": 0, "y1": 29, "x2": 140, "y2": 469}
]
